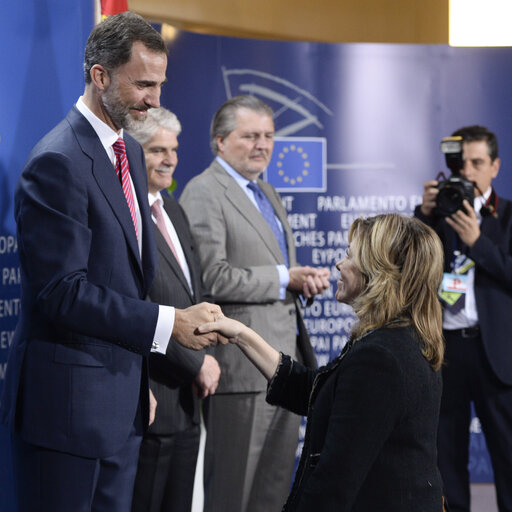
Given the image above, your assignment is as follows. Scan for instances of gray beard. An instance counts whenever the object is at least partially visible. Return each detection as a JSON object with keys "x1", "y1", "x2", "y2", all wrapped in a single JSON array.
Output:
[{"x1": 101, "y1": 92, "x2": 142, "y2": 131}]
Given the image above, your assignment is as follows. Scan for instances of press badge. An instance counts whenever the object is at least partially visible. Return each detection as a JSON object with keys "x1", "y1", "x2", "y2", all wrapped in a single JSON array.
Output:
[
  {"x1": 439, "y1": 252, "x2": 474, "y2": 305},
  {"x1": 441, "y1": 273, "x2": 468, "y2": 294}
]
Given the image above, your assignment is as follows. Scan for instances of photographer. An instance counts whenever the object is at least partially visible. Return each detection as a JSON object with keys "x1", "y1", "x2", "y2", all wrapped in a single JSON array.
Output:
[{"x1": 415, "y1": 125, "x2": 512, "y2": 512}]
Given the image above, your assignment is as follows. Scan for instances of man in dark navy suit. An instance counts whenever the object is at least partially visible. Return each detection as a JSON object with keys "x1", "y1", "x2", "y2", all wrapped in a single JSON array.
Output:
[
  {"x1": 129, "y1": 107, "x2": 221, "y2": 512},
  {"x1": 0, "y1": 12, "x2": 222, "y2": 512},
  {"x1": 415, "y1": 125, "x2": 512, "y2": 512}
]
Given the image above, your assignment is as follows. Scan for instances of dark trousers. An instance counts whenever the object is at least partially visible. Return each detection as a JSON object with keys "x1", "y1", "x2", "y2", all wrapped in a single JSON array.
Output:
[
  {"x1": 131, "y1": 426, "x2": 200, "y2": 512},
  {"x1": 203, "y1": 392, "x2": 300, "y2": 512},
  {"x1": 11, "y1": 415, "x2": 142, "y2": 512},
  {"x1": 438, "y1": 329, "x2": 512, "y2": 512}
]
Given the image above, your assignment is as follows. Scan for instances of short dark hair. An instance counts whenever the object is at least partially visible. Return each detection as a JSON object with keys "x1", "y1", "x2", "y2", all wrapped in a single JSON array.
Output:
[
  {"x1": 452, "y1": 125, "x2": 498, "y2": 162},
  {"x1": 210, "y1": 95, "x2": 274, "y2": 154},
  {"x1": 84, "y1": 11, "x2": 167, "y2": 84}
]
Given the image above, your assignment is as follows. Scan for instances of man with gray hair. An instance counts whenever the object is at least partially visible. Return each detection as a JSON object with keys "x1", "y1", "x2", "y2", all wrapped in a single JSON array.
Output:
[
  {"x1": 180, "y1": 95, "x2": 330, "y2": 512},
  {"x1": 128, "y1": 107, "x2": 221, "y2": 512}
]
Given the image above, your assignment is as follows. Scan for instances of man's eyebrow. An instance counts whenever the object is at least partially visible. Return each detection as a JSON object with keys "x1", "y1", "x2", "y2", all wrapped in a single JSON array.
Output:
[{"x1": 134, "y1": 78, "x2": 168, "y2": 87}]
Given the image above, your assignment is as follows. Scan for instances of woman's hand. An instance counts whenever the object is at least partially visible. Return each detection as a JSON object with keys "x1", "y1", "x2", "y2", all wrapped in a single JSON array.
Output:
[
  {"x1": 199, "y1": 313, "x2": 280, "y2": 380},
  {"x1": 198, "y1": 314, "x2": 246, "y2": 342}
]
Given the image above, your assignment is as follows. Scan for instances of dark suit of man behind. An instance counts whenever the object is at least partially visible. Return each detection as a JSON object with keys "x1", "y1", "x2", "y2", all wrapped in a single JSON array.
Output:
[
  {"x1": 129, "y1": 107, "x2": 220, "y2": 512},
  {"x1": 132, "y1": 195, "x2": 209, "y2": 512},
  {"x1": 180, "y1": 95, "x2": 330, "y2": 512},
  {"x1": 0, "y1": 13, "x2": 220, "y2": 512}
]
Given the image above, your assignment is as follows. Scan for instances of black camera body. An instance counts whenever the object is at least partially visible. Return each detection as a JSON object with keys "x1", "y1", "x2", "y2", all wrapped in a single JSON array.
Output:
[{"x1": 435, "y1": 136, "x2": 475, "y2": 217}]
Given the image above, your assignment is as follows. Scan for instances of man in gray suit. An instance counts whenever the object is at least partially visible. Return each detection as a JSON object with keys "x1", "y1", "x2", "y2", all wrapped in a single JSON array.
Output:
[
  {"x1": 128, "y1": 108, "x2": 221, "y2": 512},
  {"x1": 180, "y1": 95, "x2": 330, "y2": 512}
]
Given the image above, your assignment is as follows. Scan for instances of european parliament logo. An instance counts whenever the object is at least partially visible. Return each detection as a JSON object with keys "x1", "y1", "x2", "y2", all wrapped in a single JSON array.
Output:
[{"x1": 265, "y1": 137, "x2": 326, "y2": 192}]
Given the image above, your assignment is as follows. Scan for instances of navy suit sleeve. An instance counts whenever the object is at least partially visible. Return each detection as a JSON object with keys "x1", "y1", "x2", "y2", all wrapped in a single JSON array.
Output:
[
  {"x1": 16, "y1": 149, "x2": 158, "y2": 354},
  {"x1": 469, "y1": 219, "x2": 512, "y2": 291}
]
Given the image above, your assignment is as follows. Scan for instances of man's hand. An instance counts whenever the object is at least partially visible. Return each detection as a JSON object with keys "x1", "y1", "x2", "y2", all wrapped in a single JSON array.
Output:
[
  {"x1": 149, "y1": 388, "x2": 157, "y2": 426},
  {"x1": 173, "y1": 302, "x2": 227, "y2": 350},
  {"x1": 420, "y1": 180, "x2": 439, "y2": 217},
  {"x1": 288, "y1": 266, "x2": 330, "y2": 298},
  {"x1": 445, "y1": 200, "x2": 481, "y2": 247},
  {"x1": 302, "y1": 267, "x2": 330, "y2": 298},
  {"x1": 193, "y1": 354, "x2": 221, "y2": 399}
]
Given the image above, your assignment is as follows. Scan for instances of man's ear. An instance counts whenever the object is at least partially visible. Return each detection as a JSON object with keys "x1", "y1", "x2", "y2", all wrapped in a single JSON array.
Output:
[
  {"x1": 492, "y1": 157, "x2": 501, "y2": 179},
  {"x1": 216, "y1": 136, "x2": 225, "y2": 154},
  {"x1": 89, "y1": 64, "x2": 111, "y2": 92}
]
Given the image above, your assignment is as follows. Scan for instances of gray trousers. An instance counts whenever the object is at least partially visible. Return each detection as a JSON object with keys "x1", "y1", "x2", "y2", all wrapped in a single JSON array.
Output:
[{"x1": 203, "y1": 392, "x2": 301, "y2": 512}]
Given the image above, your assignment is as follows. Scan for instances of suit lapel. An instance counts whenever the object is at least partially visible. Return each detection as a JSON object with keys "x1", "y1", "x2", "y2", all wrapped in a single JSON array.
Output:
[
  {"x1": 158, "y1": 197, "x2": 196, "y2": 300},
  {"x1": 67, "y1": 108, "x2": 145, "y2": 282},
  {"x1": 210, "y1": 162, "x2": 285, "y2": 265},
  {"x1": 480, "y1": 200, "x2": 503, "y2": 246}
]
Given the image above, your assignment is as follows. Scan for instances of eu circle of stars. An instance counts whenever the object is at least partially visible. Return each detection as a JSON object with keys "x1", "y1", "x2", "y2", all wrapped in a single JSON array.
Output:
[{"x1": 266, "y1": 137, "x2": 326, "y2": 192}]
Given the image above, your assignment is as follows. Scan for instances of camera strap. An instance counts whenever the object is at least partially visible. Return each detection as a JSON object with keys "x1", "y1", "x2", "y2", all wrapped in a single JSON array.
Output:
[{"x1": 480, "y1": 188, "x2": 498, "y2": 218}]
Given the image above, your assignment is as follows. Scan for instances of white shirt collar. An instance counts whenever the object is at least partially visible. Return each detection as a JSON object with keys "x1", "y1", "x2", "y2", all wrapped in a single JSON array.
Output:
[
  {"x1": 474, "y1": 186, "x2": 492, "y2": 221},
  {"x1": 148, "y1": 191, "x2": 163, "y2": 208},
  {"x1": 76, "y1": 96, "x2": 122, "y2": 157}
]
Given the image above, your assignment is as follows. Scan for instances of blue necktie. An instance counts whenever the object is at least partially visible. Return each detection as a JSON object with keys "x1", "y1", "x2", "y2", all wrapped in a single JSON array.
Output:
[{"x1": 247, "y1": 181, "x2": 289, "y2": 267}]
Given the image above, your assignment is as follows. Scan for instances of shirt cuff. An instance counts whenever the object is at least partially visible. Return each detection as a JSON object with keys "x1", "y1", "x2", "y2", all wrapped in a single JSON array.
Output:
[
  {"x1": 277, "y1": 265, "x2": 289, "y2": 300},
  {"x1": 151, "y1": 305, "x2": 175, "y2": 355}
]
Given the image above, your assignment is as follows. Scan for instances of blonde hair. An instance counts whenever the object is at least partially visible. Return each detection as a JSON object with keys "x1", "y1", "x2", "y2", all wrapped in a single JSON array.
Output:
[{"x1": 349, "y1": 214, "x2": 444, "y2": 370}]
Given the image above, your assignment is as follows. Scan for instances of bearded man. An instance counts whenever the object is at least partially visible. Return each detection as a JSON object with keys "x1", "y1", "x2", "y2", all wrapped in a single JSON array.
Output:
[{"x1": 0, "y1": 12, "x2": 222, "y2": 512}]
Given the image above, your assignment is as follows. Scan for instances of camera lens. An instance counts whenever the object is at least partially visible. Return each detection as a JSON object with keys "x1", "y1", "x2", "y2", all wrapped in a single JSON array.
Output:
[
  {"x1": 437, "y1": 184, "x2": 464, "y2": 216},
  {"x1": 435, "y1": 176, "x2": 475, "y2": 217}
]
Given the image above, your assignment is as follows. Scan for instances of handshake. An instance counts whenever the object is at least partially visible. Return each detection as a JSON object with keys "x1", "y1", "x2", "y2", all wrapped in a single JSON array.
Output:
[
  {"x1": 172, "y1": 265, "x2": 331, "y2": 352},
  {"x1": 172, "y1": 302, "x2": 228, "y2": 350}
]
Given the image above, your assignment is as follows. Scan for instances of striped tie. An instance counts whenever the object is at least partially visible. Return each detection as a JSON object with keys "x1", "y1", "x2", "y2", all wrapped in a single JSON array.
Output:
[{"x1": 113, "y1": 138, "x2": 138, "y2": 239}]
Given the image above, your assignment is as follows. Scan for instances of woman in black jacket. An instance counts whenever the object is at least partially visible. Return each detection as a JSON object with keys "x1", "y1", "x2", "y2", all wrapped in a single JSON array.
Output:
[{"x1": 200, "y1": 213, "x2": 445, "y2": 511}]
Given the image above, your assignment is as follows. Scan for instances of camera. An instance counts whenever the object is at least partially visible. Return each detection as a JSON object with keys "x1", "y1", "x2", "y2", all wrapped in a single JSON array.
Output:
[{"x1": 435, "y1": 136, "x2": 475, "y2": 217}]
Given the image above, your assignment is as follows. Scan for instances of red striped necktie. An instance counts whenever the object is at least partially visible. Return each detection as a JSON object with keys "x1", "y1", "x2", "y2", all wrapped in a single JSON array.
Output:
[{"x1": 113, "y1": 137, "x2": 138, "y2": 239}]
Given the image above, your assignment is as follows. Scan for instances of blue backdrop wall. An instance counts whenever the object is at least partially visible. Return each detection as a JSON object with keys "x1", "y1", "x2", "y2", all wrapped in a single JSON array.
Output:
[
  {"x1": 0, "y1": 1, "x2": 94, "y2": 508},
  {"x1": 1, "y1": 8, "x2": 511, "y2": 508}
]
